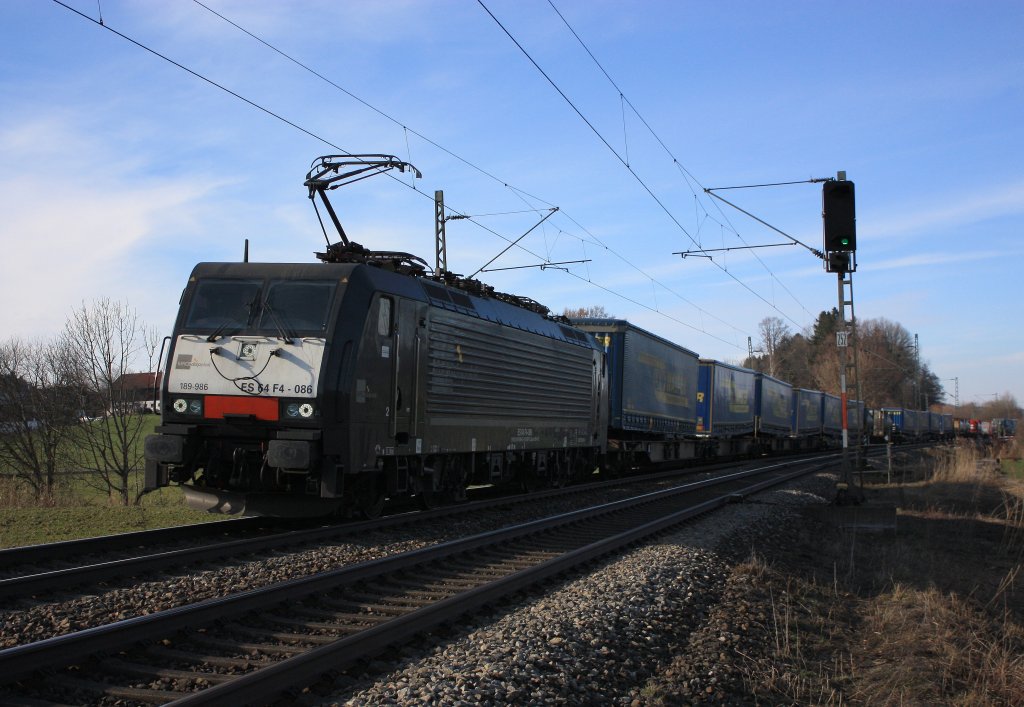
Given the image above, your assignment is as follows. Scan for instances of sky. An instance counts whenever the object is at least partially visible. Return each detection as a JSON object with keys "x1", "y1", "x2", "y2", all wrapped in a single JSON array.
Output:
[{"x1": 1, "y1": 0, "x2": 1022, "y2": 409}]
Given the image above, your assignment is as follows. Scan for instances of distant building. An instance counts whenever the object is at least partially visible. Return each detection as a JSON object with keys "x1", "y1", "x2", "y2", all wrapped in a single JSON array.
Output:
[{"x1": 110, "y1": 372, "x2": 163, "y2": 413}]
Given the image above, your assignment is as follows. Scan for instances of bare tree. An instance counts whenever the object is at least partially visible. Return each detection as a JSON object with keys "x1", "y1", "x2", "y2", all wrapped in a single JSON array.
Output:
[
  {"x1": 757, "y1": 316, "x2": 791, "y2": 378},
  {"x1": 562, "y1": 305, "x2": 612, "y2": 319},
  {"x1": 63, "y1": 299, "x2": 152, "y2": 505},
  {"x1": 0, "y1": 338, "x2": 78, "y2": 499}
]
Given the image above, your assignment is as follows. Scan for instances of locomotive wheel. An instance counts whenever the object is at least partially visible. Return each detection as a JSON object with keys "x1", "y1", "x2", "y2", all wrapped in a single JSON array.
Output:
[
  {"x1": 519, "y1": 468, "x2": 541, "y2": 493},
  {"x1": 599, "y1": 453, "x2": 622, "y2": 479},
  {"x1": 353, "y1": 473, "x2": 386, "y2": 519},
  {"x1": 415, "y1": 468, "x2": 439, "y2": 510},
  {"x1": 416, "y1": 485, "x2": 437, "y2": 510},
  {"x1": 550, "y1": 457, "x2": 569, "y2": 488}
]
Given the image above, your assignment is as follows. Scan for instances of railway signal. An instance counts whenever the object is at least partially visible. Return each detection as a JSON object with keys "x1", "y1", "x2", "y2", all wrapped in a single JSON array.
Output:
[
  {"x1": 823, "y1": 178, "x2": 856, "y2": 252},
  {"x1": 823, "y1": 179, "x2": 856, "y2": 251},
  {"x1": 823, "y1": 176, "x2": 856, "y2": 274}
]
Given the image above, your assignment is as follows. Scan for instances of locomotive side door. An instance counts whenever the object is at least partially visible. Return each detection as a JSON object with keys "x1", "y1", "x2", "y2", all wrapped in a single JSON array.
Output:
[{"x1": 391, "y1": 298, "x2": 421, "y2": 450}]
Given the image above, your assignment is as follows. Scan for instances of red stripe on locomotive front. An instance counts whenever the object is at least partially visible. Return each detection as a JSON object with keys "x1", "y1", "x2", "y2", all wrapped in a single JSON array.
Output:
[{"x1": 204, "y1": 396, "x2": 280, "y2": 421}]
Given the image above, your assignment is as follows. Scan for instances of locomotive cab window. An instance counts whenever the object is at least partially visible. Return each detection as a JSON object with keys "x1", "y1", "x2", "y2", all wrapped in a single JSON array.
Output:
[
  {"x1": 259, "y1": 280, "x2": 336, "y2": 334},
  {"x1": 186, "y1": 280, "x2": 262, "y2": 330},
  {"x1": 186, "y1": 278, "x2": 337, "y2": 335}
]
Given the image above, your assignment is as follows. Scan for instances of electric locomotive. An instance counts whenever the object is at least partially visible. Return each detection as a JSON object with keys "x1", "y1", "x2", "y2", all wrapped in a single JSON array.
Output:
[{"x1": 144, "y1": 156, "x2": 608, "y2": 516}]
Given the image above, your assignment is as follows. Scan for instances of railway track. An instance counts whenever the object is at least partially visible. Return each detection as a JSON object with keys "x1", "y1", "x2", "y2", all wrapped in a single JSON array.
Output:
[
  {"x1": 0, "y1": 454, "x2": 808, "y2": 606},
  {"x1": 0, "y1": 456, "x2": 827, "y2": 705}
]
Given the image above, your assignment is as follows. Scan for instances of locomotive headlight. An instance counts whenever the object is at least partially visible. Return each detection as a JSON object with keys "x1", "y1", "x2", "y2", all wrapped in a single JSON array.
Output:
[
  {"x1": 173, "y1": 399, "x2": 188, "y2": 413},
  {"x1": 281, "y1": 399, "x2": 317, "y2": 420},
  {"x1": 189, "y1": 399, "x2": 203, "y2": 415}
]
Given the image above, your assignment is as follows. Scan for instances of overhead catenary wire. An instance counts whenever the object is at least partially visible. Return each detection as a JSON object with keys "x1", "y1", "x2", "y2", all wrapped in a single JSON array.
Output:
[
  {"x1": 55, "y1": 0, "x2": 752, "y2": 348},
  {"x1": 480, "y1": 0, "x2": 809, "y2": 329},
  {"x1": 185, "y1": 0, "x2": 754, "y2": 346},
  {"x1": 703, "y1": 190, "x2": 823, "y2": 258},
  {"x1": 186, "y1": 0, "x2": 753, "y2": 343},
  {"x1": 544, "y1": 0, "x2": 816, "y2": 323},
  {"x1": 50, "y1": 0, "x2": 556, "y2": 271}
]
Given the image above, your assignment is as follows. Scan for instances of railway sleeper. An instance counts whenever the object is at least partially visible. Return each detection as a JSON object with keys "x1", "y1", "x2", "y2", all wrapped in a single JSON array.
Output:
[
  {"x1": 221, "y1": 623, "x2": 336, "y2": 646},
  {"x1": 389, "y1": 572, "x2": 483, "y2": 591},
  {"x1": 309, "y1": 597, "x2": 414, "y2": 616},
  {"x1": 374, "y1": 576, "x2": 468, "y2": 595},
  {"x1": 334, "y1": 589, "x2": 436, "y2": 611},
  {"x1": 146, "y1": 644, "x2": 271, "y2": 670},
  {"x1": 260, "y1": 613, "x2": 368, "y2": 634},
  {"x1": 294, "y1": 600, "x2": 397, "y2": 623},
  {"x1": 441, "y1": 557, "x2": 519, "y2": 576},
  {"x1": 359, "y1": 579, "x2": 454, "y2": 601},
  {"x1": 47, "y1": 675, "x2": 184, "y2": 704},
  {"x1": 185, "y1": 634, "x2": 307, "y2": 656},
  {"x1": 290, "y1": 598, "x2": 397, "y2": 614},
  {"x1": 101, "y1": 657, "x2": 235, "y2": 684}
]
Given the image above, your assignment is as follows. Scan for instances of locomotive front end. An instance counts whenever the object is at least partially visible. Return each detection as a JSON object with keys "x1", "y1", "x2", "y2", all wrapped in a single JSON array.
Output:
[{"x1": 144, "y1": 263, "x2": 348, "y2": 515}]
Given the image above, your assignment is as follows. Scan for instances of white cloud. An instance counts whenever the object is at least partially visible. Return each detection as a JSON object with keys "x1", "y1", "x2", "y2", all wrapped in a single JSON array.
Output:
[
  {"x1": 0, "y1": 117, "x2": 226, "y2": 340},
  {"x1": 866, "y1": 249, "x2": 1009, "y2": 272},
  {"x1": 872, "y1": 181, "x2": 1024, "y2": 239}
]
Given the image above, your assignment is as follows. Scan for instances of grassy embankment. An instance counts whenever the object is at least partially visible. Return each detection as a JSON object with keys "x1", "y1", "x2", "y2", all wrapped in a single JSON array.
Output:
[
  {"x1": 648, "y1": 438, "x2": 1024, "y2": 704},
  {"x1": 0, "y1": 415, "x2": 217, "y2": 548}
]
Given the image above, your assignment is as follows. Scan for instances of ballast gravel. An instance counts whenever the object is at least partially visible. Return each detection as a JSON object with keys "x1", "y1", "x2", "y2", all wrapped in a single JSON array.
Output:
[
  {"x1": 0, "y1": 483, "x2": 666, "y2": 649},
  {"x1": 321, "y1": 471, "x2": 838, "y2": 706}
]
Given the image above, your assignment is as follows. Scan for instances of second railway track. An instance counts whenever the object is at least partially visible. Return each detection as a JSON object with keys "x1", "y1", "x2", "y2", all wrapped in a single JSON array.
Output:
[{"x1": 0, "y1": 452, "x2": 837, "y2": 606}]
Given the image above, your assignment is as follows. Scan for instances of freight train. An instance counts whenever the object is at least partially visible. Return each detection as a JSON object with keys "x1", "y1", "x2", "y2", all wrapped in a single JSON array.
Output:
[{"x1": 143, "y1": 155, "x2": 946, "y2": 517}]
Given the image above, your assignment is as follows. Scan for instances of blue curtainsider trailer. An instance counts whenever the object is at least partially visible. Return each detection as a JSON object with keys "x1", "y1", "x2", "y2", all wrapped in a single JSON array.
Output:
[
  {"x1": 791, "y1": 388, "x2": 824, "y2": 443},
  {"x1": 822, "y1": 393, "x2": 843, "y2": 439},
  {"x1": 754, "y1": 373, "x2": 793, "y2": 438},
  {"x1": 696, "y1": 359, "x2": 756, "y2": 438},
  {"x1": 573, "y1": 319, "x2": 700, "y2": 436}
]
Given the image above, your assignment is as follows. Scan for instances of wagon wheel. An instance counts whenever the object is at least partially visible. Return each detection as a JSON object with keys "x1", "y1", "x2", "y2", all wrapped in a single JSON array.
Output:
[{"x1": 352, "y1": 473, "x2": 386, "y2": 519}]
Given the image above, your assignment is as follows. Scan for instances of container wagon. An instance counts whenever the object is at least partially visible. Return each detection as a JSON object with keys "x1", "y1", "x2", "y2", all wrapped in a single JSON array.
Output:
[
  {"x1": 696, "y1": 359, "x2": 757, "y2": 457},
  {"x1": 572, "y1": 318, "x2": 701, "y2": 467},
  {"x1": 754, "y1": 373, "x2": 793, "y2": 453}
]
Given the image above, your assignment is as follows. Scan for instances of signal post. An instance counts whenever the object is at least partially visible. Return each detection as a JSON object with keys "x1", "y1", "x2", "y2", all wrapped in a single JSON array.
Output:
[{"x1": 822, "y1": 173, "x2": 863, "y2": 502}]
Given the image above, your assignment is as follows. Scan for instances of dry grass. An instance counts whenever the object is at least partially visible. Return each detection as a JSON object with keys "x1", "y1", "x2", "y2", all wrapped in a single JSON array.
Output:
[
  {"x1": 782, "y1": 442, "x2": 1024, "y2": 700},
  {"x1": 0, "y1": 474, "x2": 80, "y2": 508},
  {"x1": 851, "y1": 584, "x2": 1024, "y2": 705},
  {"x1": 662, "y1": 444, "x2": 1024, "y2": 705}
]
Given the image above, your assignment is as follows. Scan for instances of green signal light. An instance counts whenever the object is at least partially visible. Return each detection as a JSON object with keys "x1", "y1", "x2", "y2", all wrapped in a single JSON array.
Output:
[{"x1": 840, "y1": 238, "x2": 849, "y2": 246}]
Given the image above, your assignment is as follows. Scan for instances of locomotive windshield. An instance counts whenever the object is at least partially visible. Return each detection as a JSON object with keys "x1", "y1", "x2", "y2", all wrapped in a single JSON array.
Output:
[
  {"x1": 185, "y1": 278, "x2": 337, "y2": 336},
  {"x1": 259, "y1": 281, "x2": 335, "y2": 332}
]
